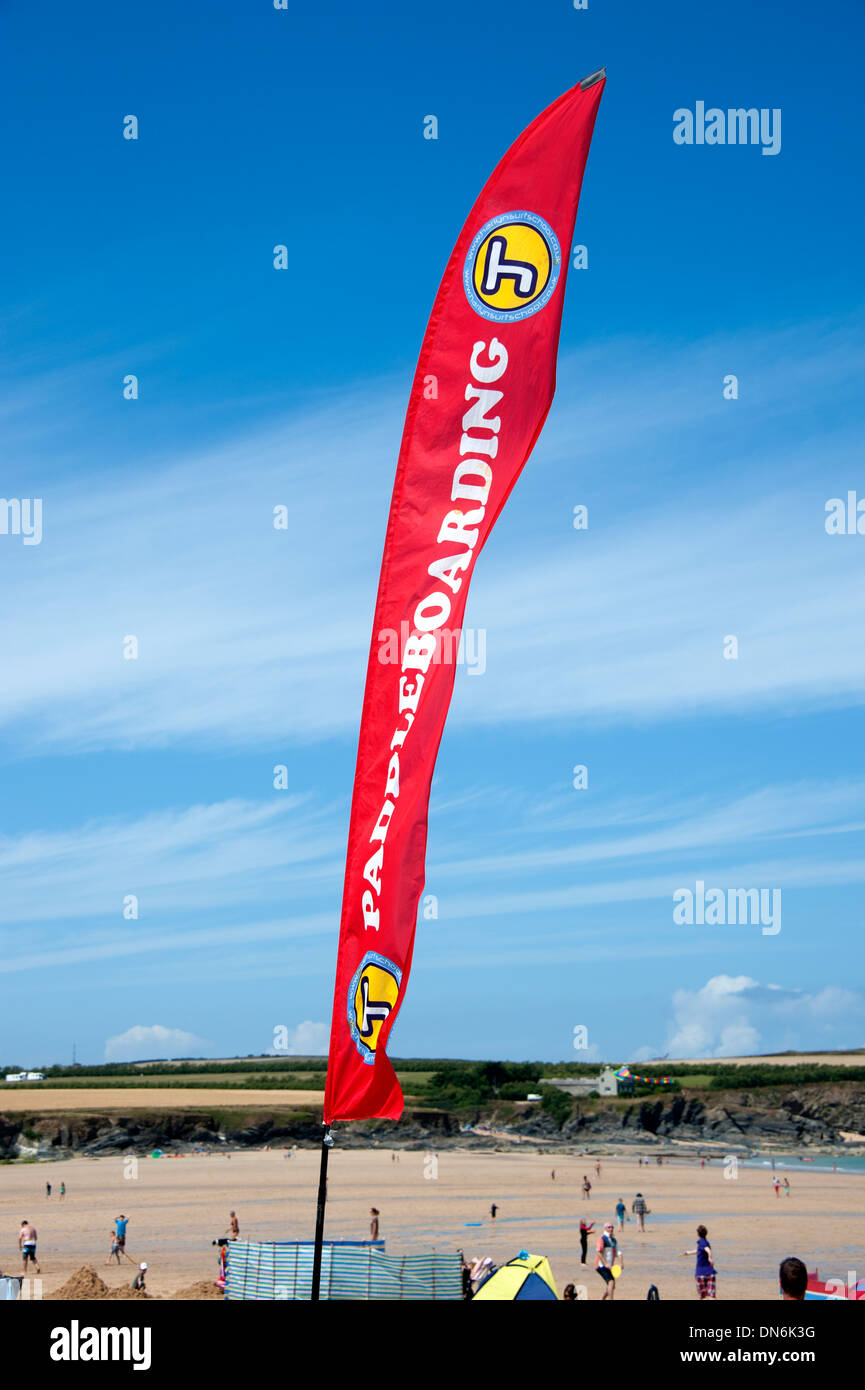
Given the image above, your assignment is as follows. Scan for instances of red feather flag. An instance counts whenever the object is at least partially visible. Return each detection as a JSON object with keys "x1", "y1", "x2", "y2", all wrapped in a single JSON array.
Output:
[{"x1": 324, "y1": 72, "x2": 606, "y2": 1122}]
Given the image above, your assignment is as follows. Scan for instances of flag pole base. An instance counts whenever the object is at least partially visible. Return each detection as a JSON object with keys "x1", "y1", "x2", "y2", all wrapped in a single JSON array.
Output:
[{"x1": 310, "y1": 1125, "x2": 333, "y2": 1302}]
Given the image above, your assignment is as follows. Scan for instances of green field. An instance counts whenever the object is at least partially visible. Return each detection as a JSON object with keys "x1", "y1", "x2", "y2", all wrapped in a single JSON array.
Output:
[
  {"x1": 3, "y1": 1057, "x2": 863, "y2": 1109},
  {"x1": 0, "y1": 1069, "x2": 435, "y2": 1093}
]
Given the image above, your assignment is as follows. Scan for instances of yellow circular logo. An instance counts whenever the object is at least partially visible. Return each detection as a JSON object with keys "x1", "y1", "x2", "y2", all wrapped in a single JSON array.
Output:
[
  {"x1": 348, "y1": 951, "x2": 402, "y2": 1064},
  {"x1": 464, "y1": 211, "x2": 561, "y2": 322}
]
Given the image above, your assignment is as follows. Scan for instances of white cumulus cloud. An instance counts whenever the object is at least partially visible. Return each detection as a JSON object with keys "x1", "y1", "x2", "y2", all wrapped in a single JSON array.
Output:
[
  {"x1": 665, "y1": 975, "x2": 865, "y2": 1058},
  {"x1": 104, "y1": 1024, "x2": 208, "y2": 1063}
]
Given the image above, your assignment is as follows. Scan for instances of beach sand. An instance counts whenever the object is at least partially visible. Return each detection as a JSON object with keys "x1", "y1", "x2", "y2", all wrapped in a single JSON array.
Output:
[
  {"x1": 2, "y1": 1148, "x2": 861, "y2": 1300},
  {"x1": 0, "y1": 1088, "x2": 323, "y2": 1111}
]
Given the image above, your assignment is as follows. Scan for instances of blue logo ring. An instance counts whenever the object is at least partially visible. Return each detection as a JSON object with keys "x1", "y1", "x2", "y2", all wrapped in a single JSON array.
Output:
[{"x1": 463, "y1": 210, "x2": 561, "y2": 323}]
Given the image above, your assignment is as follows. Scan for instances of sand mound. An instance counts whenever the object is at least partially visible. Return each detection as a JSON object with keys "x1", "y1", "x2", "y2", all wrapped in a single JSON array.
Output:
[
  {"x1": 46, "y1": 1263, "x2": 221, "y2": 1301},
  {"x1": 172, "y1": 1279, "x2": 223, "y2": 1300},
  {"x1": 47, "y1": 1265, "x2": 150, "y2": 1300},
  {"x1": 47, "y1": 1266, "x2": 111, "y2": 1300}
]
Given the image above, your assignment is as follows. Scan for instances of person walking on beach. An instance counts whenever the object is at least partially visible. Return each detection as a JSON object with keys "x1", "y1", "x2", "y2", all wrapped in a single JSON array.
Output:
[
  {"x1": 595, "y1": 1222, "x2": 622, "y2": 1301},
  {"x1": 632, "y1": 1192, "x2": 647, "y2": 1231},
  {"x1": 490, "y1": 1203, "x2": 498, "y2": 1220},
  {"x1": 60, "y1": 1183, "x2": 66, "y2": 1200},
  {"x1": 616, "y1": 1198, "x2": 626, "y2": 1230},
  {"x1": 227, "y1": 1211, "x2": 240, "y2": 1240},
  {"x1": 595, "y1": 1160, "x2": 601, "y2": 1179},
  {"x1": 779, "y1": 1257, "x2": 807, "y2": 1300},
  {"x1": 784, "y1": 1178, "x2": 791, "y2": 1197},
  {"x1": 115, "y1": 1214, "x2": 129, "y2": 1251},
  {"x1": 18, "y1": 1221, "x2": 40, "y2": 1276},
  {"x1": 773, "y1": 1177, "x2": 781, "y2": 1198},
  {"x1": 682, "y1": 1224, "x2": 716, "y2": 1300},
  {"x1": 579, "y1": 1219, "x2": 594, "y2": 1265},
  {"x1": 106, "y1": 1229, "x2": 122, "y2": 1265},
  {"x1": 370, "y1": 1208, "x2": 380, "y2": 1240},
  {"x1": 582, "y1": 1175, "x2": 591, "y2": 1200},
  {"x1": 45, "y1": 1182, "x2": 51, "y2": 1198}
]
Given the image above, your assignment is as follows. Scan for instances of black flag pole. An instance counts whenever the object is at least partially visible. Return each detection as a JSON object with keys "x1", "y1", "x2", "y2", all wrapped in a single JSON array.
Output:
[{"x1": 310, "y1": 1125, "x2": 333, "y2": 1302}]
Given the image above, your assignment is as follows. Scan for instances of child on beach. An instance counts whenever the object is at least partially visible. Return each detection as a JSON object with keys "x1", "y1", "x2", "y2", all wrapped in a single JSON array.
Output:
[{"x1": 682, "y1": 1224, "x2": 716, "y2": 1299}]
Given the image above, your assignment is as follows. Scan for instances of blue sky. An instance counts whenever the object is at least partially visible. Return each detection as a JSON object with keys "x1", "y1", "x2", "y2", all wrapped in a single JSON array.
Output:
[{"x1": 1, "y1": 0, "x2": 864, "y2": 1067}]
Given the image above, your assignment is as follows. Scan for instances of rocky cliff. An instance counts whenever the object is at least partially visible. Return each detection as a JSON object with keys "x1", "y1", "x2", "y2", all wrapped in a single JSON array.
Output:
[
  {"x1": 518, "y1": 1084, "x2": 865, "y2": 1148},
  {"x1": 0, "y1": 1107, "x2": 456, "y2": 1158},
  {"x1": 2, "y1": 1085, "x2": 864, "y2": 1157}
]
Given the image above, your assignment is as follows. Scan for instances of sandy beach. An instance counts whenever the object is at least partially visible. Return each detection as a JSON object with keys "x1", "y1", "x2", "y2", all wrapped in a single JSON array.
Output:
[
  {"x1": 2, "y1": 1147, "x2": 861, "y2": 1300},
  {"x1": 0, "y1": 1089, "x2": 323, "y2": 1112}
]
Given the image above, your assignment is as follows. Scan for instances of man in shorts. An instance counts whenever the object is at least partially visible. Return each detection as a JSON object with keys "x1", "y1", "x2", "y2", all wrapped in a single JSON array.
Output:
[
  {"x1": 595, "y1": 1221, "x2": 622, "y2": 1301},
  {"x1": 19, "y1": 1220, "x2": 40, "y2": 1276}
]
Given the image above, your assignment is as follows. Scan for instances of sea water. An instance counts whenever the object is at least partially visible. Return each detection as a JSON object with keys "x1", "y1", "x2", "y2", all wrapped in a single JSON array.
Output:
[{"x1": 742, "y1": 1151, "x2": 865, "y2": 1175}]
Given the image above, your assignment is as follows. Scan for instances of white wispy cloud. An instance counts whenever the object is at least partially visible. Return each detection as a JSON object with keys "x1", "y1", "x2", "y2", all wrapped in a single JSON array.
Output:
[
  {"x1": 1, "y1": 319, "x2": 863, "y2": 754},
  {"x1": 0, "y1": 795, "x2": 341, "y2": 925},
  {"x1": 431, "y1": 778, "x2": 865, "y2": 880},
  {"x1": 0, "y1": 774, "x2": 862, "y2": 977},
  {"x1": 0, "y1": 913, "x2": 336, "y2": 976}
]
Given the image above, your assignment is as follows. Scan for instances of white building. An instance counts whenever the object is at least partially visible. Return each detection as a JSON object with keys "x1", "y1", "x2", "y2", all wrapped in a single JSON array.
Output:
[{"x1": 546, "y1": 1066, "x2": 633, "y2": 1098}]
